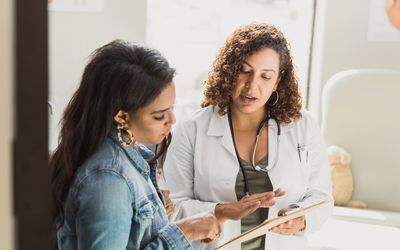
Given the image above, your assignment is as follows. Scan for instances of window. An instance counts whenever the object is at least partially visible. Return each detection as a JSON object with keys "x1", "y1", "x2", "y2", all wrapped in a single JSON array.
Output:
[{"x1": 147, "y1": 0, "x2": 315, "y2": 121}]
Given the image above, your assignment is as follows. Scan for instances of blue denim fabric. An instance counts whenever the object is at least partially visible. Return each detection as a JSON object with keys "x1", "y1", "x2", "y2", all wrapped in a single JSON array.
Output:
[{"x1": 56, "y1": 131, "x2": 192, "y2": 250}]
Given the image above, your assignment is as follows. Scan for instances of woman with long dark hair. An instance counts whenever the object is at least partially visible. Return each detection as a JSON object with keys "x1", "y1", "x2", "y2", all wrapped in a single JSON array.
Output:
[{"x1": 50, "y1": 40, "x2": 220, "y2": 249}]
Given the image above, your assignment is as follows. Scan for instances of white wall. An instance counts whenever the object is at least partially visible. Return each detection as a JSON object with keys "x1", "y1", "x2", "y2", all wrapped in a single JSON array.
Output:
[
  {"x1": 309, "y1": 0, "x2": 400, "y2": 121},
  {"x1": 146, "y1": 0, "x2": 315, "y2": 122},
  {"x1": 49, "y1": 0, "x2": 146, "y2": 150},
  {"x1": 0, "y1": 0, "x2": 14, "y2": 248}
]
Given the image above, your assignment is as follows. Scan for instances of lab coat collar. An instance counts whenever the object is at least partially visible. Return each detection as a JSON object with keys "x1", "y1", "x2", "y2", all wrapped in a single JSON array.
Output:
[
  {"x1": 206, "y1": 107, "x2": 294, "y2": 137},
  {"x1": 206, "y1": 107, "x2": 294, "y2": 160},
  {"x1": 206, "y1": 107, "x2": 227, "y2": 137},
  {"x1": 206, "y1": 108, "x2": 236, "y2": 157}
]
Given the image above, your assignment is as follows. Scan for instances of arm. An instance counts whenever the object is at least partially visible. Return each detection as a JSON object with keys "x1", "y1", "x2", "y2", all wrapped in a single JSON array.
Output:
[
  {"x1": 76, "y1": 170, "x2": 191, "y2": 250},
  {"x1": 161, "y1": 120, "x2": 284, "y2": 223}
]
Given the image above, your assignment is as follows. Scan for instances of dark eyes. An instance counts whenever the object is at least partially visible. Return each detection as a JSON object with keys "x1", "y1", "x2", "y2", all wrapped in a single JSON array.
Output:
[{"x1": 154, "y1": 115, "x2": 165, "y2": 121}]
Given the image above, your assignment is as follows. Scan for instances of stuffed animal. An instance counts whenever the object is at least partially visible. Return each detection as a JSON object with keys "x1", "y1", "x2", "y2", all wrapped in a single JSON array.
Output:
[{"x1": 328, "y1": 145, "x2": 367, "y2": 208}]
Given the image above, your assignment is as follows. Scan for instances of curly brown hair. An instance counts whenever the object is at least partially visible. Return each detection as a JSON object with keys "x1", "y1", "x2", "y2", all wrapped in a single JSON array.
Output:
[{"x1": 202, "y1": 23, "x2": 302, "y2": 124}]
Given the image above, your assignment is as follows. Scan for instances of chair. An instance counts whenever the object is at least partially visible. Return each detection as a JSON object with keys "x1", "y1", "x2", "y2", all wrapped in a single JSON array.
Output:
[
  {"x1": 308, "y1": 69, "x2": 400, "y2": 250},
  {"x1": 321, "y1": 68, "x2": 400, "y2": 212}
]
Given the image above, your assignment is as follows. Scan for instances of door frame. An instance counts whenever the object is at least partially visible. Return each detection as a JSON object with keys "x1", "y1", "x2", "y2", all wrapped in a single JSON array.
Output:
[{"x1": 14, "y1": 0, "x2": 52, "y2": 249}]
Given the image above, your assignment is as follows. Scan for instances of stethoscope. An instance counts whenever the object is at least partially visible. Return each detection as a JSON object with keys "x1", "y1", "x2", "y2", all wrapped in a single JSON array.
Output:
[{"x1": 228, "y1": 109, "x2": 281, "y2": 196}]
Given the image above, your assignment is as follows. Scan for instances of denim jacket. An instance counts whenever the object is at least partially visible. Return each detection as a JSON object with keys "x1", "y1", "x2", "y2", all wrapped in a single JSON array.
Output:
[{"x1": 56, "y1": 131, "x2": 192, "y2": 250}]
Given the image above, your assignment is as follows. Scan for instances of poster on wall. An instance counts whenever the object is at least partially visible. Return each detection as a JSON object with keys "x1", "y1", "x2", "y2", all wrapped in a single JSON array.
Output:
[
  {"x1": 368, "y1": 0, "x2": 400, "y2": 41},
  {"x1": 48, "y1": 0, "x2": 104, "y2": 13}
]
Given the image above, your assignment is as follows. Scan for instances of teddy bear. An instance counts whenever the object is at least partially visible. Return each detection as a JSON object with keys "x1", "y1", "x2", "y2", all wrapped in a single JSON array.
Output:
[{"x1": 327, "y1": 145, "x2": 367, "y2": 208}]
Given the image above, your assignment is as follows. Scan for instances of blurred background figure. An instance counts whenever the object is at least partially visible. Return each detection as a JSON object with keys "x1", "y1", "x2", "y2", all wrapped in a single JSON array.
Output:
[{"x1": 386, "y1": 0, "x2": 400, "y2": 30}]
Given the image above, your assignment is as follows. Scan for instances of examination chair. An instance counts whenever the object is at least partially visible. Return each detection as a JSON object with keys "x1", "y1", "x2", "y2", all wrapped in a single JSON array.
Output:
[{"x1": 308, "y1": 68, "x2": 400, "y2": 250}]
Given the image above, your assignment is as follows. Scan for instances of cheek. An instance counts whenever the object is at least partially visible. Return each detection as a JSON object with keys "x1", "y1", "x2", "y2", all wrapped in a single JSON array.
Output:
[
  {"x1": 143, "y1": 123, "x2": 165, "y2": 142},
  {"x1": 130, "y1": 120, "x2": 164, "y2": 144},
  {"x1": 232, "y1": 82, "x2": 244, "y2": 96},
  {"x1": 142, "y1": 123, "x2": 161, "y2": 135},
  {"x1": 261, "y1": 86, "x2": 275, "y2": 100}
]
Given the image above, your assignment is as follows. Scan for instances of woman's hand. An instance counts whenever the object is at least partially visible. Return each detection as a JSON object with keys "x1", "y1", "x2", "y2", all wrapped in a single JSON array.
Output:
[
  {"x1": 161, "y1": 190, "x2": 174, "y2": 217},
  {"x1": 215, "y1": 188, "x2": 285, "y2": 223},
  {"x1": 176, "y1": 212, "x2": 221, "y2": 243},
  {"x1": 269, "y1": 206, "x2": 305, "y2": 235}
]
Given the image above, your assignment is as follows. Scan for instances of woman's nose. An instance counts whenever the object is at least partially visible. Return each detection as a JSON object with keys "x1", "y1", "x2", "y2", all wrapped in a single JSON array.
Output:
[
  {"x1": 245, "y1": 74, "x2": 257, "y2": 90},
  {"x1": 166, "y1": 110, "x2": 176, "y2": 125}
]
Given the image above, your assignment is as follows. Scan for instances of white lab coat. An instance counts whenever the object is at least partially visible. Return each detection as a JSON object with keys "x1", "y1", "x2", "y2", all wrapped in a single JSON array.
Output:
[{"x1": 161, "y1": 106, "x2": 333, "y2": 250}]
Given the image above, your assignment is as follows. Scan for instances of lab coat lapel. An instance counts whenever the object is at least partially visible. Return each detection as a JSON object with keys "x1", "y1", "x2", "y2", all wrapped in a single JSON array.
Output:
[
  {"x1": 268, "y1": 118, "x2": 278, "y2": 168},
  {"x1": 206, "y1": 111, "x2": 236, "y2": 158},
  {"x1": 268, "y1": 119, "x2": 294, "y2": 168}
]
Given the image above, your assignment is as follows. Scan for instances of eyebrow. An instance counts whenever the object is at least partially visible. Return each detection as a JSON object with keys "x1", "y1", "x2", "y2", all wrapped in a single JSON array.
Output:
[
  {"x1": 151, "y1": 107, "x2": 171, "y2": 115},
  {"x1": 243, "y1": 61, "x2": 276, "y2": 73}
]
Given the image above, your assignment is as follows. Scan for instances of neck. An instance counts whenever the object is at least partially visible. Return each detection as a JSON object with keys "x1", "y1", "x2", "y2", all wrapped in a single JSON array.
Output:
[{"x1": 230, "y1": 106, "x2": 267, "y2": 131}]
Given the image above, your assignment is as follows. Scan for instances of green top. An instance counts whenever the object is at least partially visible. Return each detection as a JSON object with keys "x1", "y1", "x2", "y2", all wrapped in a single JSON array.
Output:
[{"x1": 235, "y1": 155, "x2": 273, "y2": 250}]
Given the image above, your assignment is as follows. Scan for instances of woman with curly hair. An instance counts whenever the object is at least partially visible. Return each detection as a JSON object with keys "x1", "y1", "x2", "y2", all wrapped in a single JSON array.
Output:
[{"x1": 162, "y1": 23, "x2": 332, "y2": 250}]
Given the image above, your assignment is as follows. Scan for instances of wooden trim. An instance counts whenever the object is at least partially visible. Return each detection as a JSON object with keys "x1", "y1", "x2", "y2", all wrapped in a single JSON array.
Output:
[{"x1": 14, "y1": 0, "x2": 52, "y2": 249}]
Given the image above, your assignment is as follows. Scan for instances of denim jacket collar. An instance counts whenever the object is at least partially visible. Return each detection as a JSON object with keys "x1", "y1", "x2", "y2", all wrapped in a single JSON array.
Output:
[{"x1": 109, "y1": 128, "x2": 155, "y2": 179}]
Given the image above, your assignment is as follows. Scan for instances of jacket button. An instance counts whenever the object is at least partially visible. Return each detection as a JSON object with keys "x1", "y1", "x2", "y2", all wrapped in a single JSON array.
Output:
[{"x1": 143, "y1": 170, "x2": 149, "y2": 176}]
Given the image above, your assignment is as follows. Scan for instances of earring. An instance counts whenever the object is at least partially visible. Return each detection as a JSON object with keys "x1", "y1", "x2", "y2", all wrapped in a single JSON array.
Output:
[
  {"x1": 117, "y1": 124, "x2": 135, "y2": 147},
  {"x1": 268, "y1": 91, "x2": 279, "y2": 106}
]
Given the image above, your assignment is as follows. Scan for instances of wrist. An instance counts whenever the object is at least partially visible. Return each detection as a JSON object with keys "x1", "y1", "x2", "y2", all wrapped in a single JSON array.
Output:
[
  {"x1": 214, "y1": 203, "x2": 227, "y2": 223},
  {"x1": 176, "y1": 221, "x2": 193, "y2": 240}
]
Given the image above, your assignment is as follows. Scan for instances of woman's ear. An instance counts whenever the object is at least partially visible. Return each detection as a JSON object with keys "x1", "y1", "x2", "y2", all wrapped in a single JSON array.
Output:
[{"x1": 114, "y1": 110, "x2": 129, "y2": 125}]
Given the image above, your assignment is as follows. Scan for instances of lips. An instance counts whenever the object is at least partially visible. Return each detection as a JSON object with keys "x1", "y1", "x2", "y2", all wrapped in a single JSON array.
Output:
[{"x1": 240, "y1": 94, "x2": 257, "y2": 105}]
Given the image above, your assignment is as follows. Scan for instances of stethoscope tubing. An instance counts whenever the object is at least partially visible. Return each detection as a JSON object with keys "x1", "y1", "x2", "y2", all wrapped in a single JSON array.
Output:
[{"x1": 228, "y1": 110, "x2": 281, "y2": 196}]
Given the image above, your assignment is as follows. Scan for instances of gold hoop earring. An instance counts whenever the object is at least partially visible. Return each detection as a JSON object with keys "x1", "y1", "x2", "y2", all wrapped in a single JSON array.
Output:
[{"x1": 117, "y1": 124, "x2": 135, "y2": 147}]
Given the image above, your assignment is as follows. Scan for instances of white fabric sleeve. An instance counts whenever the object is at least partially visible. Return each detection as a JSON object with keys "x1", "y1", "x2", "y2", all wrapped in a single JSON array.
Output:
[{"x1": 160, "y1": 121, "x2": 218, "y2": 221}]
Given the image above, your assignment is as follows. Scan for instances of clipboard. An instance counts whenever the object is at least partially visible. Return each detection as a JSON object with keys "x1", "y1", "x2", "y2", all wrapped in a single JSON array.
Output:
[{"x1": 214, "y1": 200, "x2": 331, "y2": 250}]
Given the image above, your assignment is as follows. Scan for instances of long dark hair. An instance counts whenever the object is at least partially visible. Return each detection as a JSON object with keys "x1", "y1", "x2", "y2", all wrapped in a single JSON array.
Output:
[{"x1": 50, "y1": 40, "x2": 175, "y2": 224}]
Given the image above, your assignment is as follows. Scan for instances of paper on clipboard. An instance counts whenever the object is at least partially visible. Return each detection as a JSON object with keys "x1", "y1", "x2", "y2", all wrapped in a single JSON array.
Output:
[{"x1": 214, "y1": 200, "x2": 331, "y2": 250}]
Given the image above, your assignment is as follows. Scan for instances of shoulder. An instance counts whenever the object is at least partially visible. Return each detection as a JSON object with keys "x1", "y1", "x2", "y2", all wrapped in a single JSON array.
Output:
[
  {"x1": 286, "y1": 110, "x2": 324, "y2": 144},
  {"x1": 279, "y1": 109, "x2": 320, "y2": 137},
  {"x1": 285, "y1": 109, "x2": 318, "y2": 128},
  {"x1": 173, "y1": 105, "x2": 218, "y2": 132},
  {"x1": 73, "y1": 139, "x2": 133, "y2": 190},
  {"x1": 182, "y1": 105, "x2": 217, "y2": 124},
  {"x1": 298, "y1": 109, "x2": 318, "y2": 127}
]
